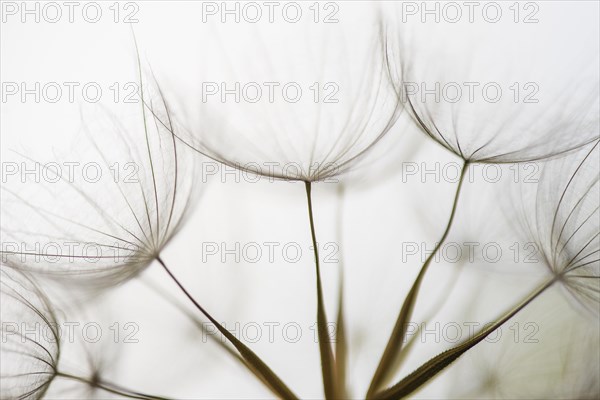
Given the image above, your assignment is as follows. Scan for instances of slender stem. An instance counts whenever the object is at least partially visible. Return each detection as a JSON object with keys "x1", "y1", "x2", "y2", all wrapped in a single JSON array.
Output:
[
  {"x1": 156, "y1": 256, "x2": 298, "y2": 400},
  {"x1": 367, "y1": 160, "x2": 470, "y2": 397},
  {"x1": 334, "y1": 184, "x2": 348, "y2": 399},
  {"x1": 374, "y1": 276, "x2": 557, "y2": 399},
  {"x1": 142, "y1": 278, "x2": 242, "y2": 361},
  {"x1": 142, "y1": 278, "x2": 280, "y2": 392},
  {"x1": 56, "y1": 372, "x2": 171, "y2": 400},
  {"x1": 305, "y1": 181, "x2": 337, "y2": 399},
  {"x1": 384, "y1": 260, "x2": 468, "y2": 383}
]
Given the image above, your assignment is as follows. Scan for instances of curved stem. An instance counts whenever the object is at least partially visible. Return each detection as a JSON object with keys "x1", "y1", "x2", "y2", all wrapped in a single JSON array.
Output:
[
  {"x1": 383, "y1": 260, "x2": 468, "y2": 385},
  {"x1": 156, "y1": 256, "x2": 298, "y2": 400},
  {"x1": 305, "y1": 181, "x2": 337, "y2": 399},
  {"x1": 374, "y1": 276, "x2": 557, "y2": 399},
  {"x1": 367, "y1": 160, "x2": 470, "y2": 397},
  {"x1": 56, "y1": 372, "x2": 171, "y2": 400}
]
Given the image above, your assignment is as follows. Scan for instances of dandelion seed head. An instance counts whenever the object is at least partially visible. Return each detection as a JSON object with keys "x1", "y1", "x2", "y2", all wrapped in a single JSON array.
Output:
[
  {"x1": 0, "y1": 81, "x2": 198, "y2": 289},
  {"x1": 0, "y1": 266, "x2": 59, "y2": 400},
  {"x1": 385, "y1": 13, "x2": 600, "y2": 164},
  {"x1": 520, "y1": 141, "x2": 600, "y2": 313},
  {"x1": 166, "y1": 4, "x2": 402, "y2": 182}
]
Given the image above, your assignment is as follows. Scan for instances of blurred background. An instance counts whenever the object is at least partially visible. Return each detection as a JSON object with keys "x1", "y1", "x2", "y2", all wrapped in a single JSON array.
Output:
[{"x1": 1, "y1": 1, "x2": 599, "y2": 398}]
